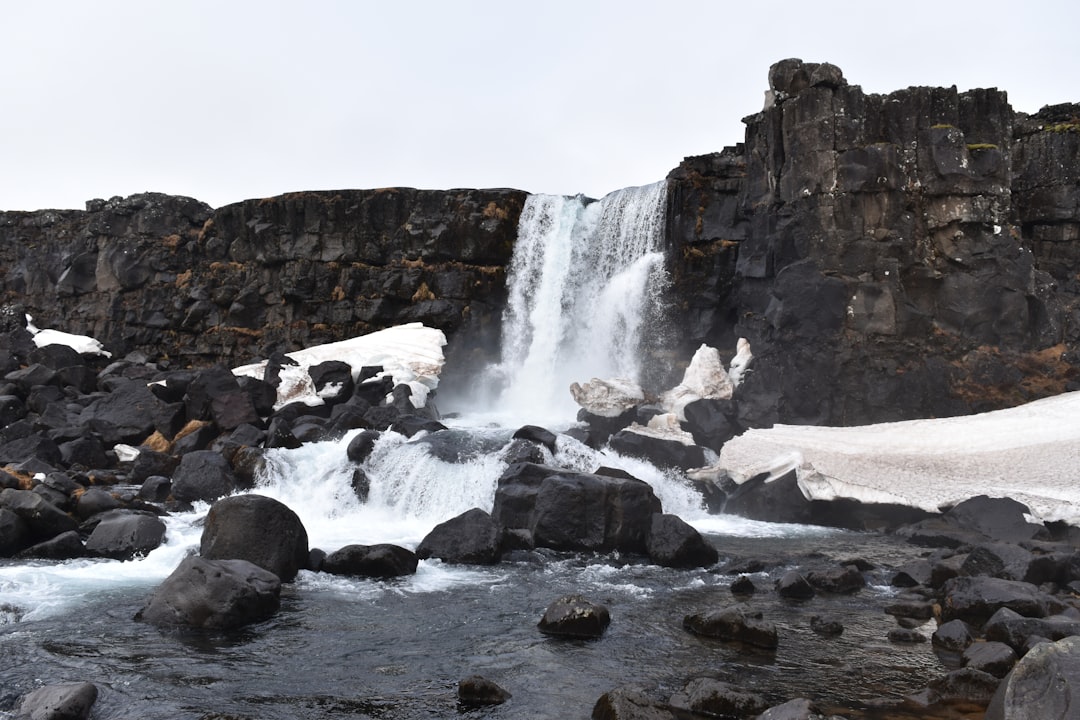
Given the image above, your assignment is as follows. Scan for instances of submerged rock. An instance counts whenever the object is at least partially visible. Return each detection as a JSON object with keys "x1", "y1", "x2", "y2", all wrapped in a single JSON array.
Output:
[
  {"x1": 16, "y1": 681, "x2": 98, "y2": 720},
  {"x1": 458, "y1": 675, "x2": 511, "y2": 706},
  {"x1": 136, "y1": 556, "x2": 281, "y2": 630},
  {"x1": 538, "y1": 595, "x2": 611, "y2": 639},
  {"x1": 683, "y1": 605, "x2": 779, "y2": 649}
]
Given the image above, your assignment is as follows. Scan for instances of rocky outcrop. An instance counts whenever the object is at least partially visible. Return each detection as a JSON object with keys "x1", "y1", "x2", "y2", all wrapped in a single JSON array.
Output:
[
  {"x1": 0, "y1": 189, "x2": 525, "y2": 366},
  {"x1": 667, "y1": 60, "x2": 1079, "y2": 426}
]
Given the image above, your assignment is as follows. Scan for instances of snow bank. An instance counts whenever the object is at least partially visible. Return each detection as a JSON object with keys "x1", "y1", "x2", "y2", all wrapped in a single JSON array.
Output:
[
  {"x1": 232, "y1": 323, "x2": 446, "y2": 411},
  {"x1": 716, "y1": 391, "x2": 1080, "y2": 525},
  {"x1": 26, "y1": 316, "x2": 111, "y2": 357}
]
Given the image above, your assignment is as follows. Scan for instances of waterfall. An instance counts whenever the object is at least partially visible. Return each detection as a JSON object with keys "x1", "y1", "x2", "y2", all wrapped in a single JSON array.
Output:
[{"x1": 490, "y1": 181, "x2": 670, "y2": 425}]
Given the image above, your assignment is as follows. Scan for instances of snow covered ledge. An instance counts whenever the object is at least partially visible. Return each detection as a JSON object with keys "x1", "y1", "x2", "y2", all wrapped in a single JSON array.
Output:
[
  {"x1": 712, "y1": 390, "x2": 1080, "y2": 526},
  {"x1": 232, "y1": 323, "x2": 446, "y2": 411}
]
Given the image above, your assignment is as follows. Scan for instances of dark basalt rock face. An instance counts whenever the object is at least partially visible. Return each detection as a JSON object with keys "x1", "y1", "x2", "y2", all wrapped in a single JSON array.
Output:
[
  {"x1": 0, "y1": 189, "x2": 525, "y2": 367},
  {"x1": 667, "y1": 60, "x2": 1079, "y2": 426}
]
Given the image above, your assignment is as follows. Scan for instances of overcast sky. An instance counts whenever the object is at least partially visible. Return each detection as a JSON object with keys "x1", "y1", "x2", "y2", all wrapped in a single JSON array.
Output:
[{"x1": 2, "y1": 1, "x2": 1076, "y2": 211}]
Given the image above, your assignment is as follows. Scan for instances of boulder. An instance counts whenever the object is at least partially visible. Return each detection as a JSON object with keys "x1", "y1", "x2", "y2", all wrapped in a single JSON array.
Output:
[
  {"x1": 389, "y1": 415, "x2": 447, "y2": 438},
  {"x1": 138, "y1": 475, "x2": 172, "y2": 503},
  {"x1": 806, "y1": 564, "x2": 865, "y2": 594},
  {"x1": 730, "y1": 575, "x2": 756, "y2": 597},
  {"x1": 415, "y1": 507, "x2": 503, "y2": 565},
  {"x1": 74, "y1": 487, "x2": 121, "y2": 519},
  {"x1": 135, "y1": 555, "x2": 281, "y2": 630},
  {"x1": 683, "y1": 605, "x2": 779, "y2": 649},
  {"x1": 681, "y1": 397, "x2": 739, "y2": 452},
  {"x1": 669, "y1": 678, "x2": 768, "y2": 719},
  {"x1": 985, "y1": 635, "x2": 1080, "y2": 719},
  {"x1": 964, "y1": 641, "x2": 1019, "y2": 678},
  {"x1": 200, "y1": 494, "x2": 309, "y2": 582},
  {"x1": 0, "y1": 488, "x2": 77, "y2": 541},
  {"x1": 608, "y1": 428, "x2": 706, "y2": 470},
  {"x1": 84, "y1": 511, "x2": 166, "y2": 560},
  {"x1": 927, "y1": 667, "x2": 1001, "y2": 707},
  {"x1": 0, "y1": 507, "x2": 29, "y2": 556},
  {"x1": 809, "y1": 615, "x2": 844, "y2": 637},
  {"x1": 755, "y1": 698, "x2": 828, "y2": 720},
  {"x1": 983, "y1": 607, "x2": 1080, "y2": 652},
  {"x1": 537, "y1": 595, "x2": 610, "y2": 639},
  {"x1": 591, "y1": 687, "x2": 677, "y2": 720},
  {"x1": 457, "y1": 675, "x2": 511, "y2": 707},
  {"x1": 492, "y1": 463, "x2": 662, "y2": 554},
  {"x1": 307, "y1": 360, "x2": 354, "y2": 405},
  {"x1": 776, "y1": 571, "x2": 815, "y2": 600},
  {"x1": 76, "y1": 377, "x2": 160, "y2": 445},
  {"x1": 933, "y1": 619, "x2": 977, "y2": 652},
  {"x1": 322, "y1": 543, "x2": 418, "y2": 578},
  {"x1": 945, "y1": 495, "x2": 1049, "y2": 543},
  {"x1": 14, "y1": 529, "x2": 85, "y2": 560},
  {"x1": 511, "y1": 424, "x2": 557, "y2": 453},
  {"x1": 942, "y1": 576, "x2": 1062, "y2": 626},
  {"x1": 646, "y1": 513, "x2": 718, "y2": 568},
  {"x1": 16, "y1": 681, "x2": 98, "y2": 720},
  {"x1": 170, "y1": 450, "x2": 236, "y2": 503},
  {"x1": 184, "y1": 365, "x2": 259, "y2": 430}
]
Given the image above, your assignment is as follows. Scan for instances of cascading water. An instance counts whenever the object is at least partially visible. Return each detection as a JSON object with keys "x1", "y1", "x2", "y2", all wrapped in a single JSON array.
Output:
[{"x1": 491, "y1": 182, "x2": 670, "y2": 425}]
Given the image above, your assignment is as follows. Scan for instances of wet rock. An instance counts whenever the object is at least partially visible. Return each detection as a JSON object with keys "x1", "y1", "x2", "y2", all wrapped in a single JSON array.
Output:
[
  {"x1": 932, "y1": 619, "x2": 976, "y2": 652},
  {"x1": 322, "y1": 543, "x2": 418, "y2": 578},
  {"x1": 389, "y1": 415, "x2": 447, "y2": 438},
  {"x1": 964, "y1": 641, "x2": 1019, "y2": 678},
  {"x1": 806, "y1": 564, "x2": 865, "y2": 594},
  {"x1": 85, "y1": 511, "x2": 166, "y2": 560},
  {"x1": 511, "y1": 424, "x2": 557, "y2": 453},
  {"x1": 0, "y1": 488, "x2": 78, "y2": 542},
  {"x1": 646, "y1": 513, "x2": 718, "y2": 569},
  {"x1": 137, "y1": 475, "x2": 172, "y2": 503},
  {"x1": 537, "y1": 595, "x2": 610, "y2": 639},
  {"x1": 889, "y1": 628, "x2": 927, "y2": 643},
  {"x1": 415, "y1": 507, "x2": 503, "y2": 565},
  {"x1": 776, "y1": 570, "x2": 815, "y2": 600},
  {"x1": 985, "y1": 635, "x2": 1080, "y2": 719},
  {"x1": 607, "y1": 429, "x2": 706, "y2": 470},
  {"x1": 0, "y1": 507, "x2": 29, "y2": 556},
  {"x1": 927, "y1": 667, "x2": 1001, "y2": 707},
  {"x1": 683, "y1": 605, "x2": 779, "y2": 649},
  {"x1": 14, "y1": 529, "x2": 85, "y2": 560},
  {"x1": 591, "y1": 687, "x2": 676, "y2": 720},
  {"x1": 184, "y1": 365, "x2": 259, "y2": 430},
  {"x1": 170, "y1": 450, "x2": 236, "y2": 503},
  {"x1": 74, "y1": 487, "x2": 121, "y2": 519},
  {"x1": 669, "y1": 678, "x2": 768, "y2": 718},
  {"x1": 810, "y1": 615, "x2": 844, "y2": 637},
  {"x1": 754, "y1": 697, "x2": 830, "y2": 719},
  {"x1": 457, "y1": 675, "x2": 511, "y2": 706},
  {"x1": 942, "y1": 576, "x2": 1063, "y2": 626},
  {"x1": 16, "y1": 681, "x2": 98, "y2": 720},
  {"x1": 492, "y1": 463, "x2": 661, "y2": 555},
  {"x1": 136, "y1": 555, "x2": 281, "y2": 630},
  {"x1": 200, "y1": 494, "x2": 309, "y2": 582},
  {"x1": 730, "y1": 575, "x2": 756, "y2": 597},
  {"x1": 681, "y1": 397, "x2": 739, "y2": 453},
  {"x1": 983, "y1": 606, "x2": 1080, "y2": 652}
]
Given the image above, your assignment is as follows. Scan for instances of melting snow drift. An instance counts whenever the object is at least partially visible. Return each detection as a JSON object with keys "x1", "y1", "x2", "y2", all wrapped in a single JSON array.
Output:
[
  {"x1": 716, "y1": 390, "x2": 1080, "y2": 525},
  {"x1": 232, "y1": 323, "x2": 446, "y2": 410}
]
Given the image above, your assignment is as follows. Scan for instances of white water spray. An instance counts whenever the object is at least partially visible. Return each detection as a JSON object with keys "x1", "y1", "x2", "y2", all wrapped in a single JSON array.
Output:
[{"x1": 491, "y1": 182, "x2": 670, "y2": 425}]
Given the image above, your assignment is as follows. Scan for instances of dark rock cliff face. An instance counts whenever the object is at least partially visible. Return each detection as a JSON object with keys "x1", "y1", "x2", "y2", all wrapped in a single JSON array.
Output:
[
  {"x1": 1, "y1": 60, "x2": 1076, "y2": 427},
  {"x1": 0, "y1": 189, "x2": 525, "y2": 367},
  {"x1": 667, "y1": 59, "x2": 1079, "y2": 426}
]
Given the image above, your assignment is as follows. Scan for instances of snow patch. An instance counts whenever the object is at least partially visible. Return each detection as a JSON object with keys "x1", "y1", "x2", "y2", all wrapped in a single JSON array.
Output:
[
  {"x1": 716, "y1": 391, "x2": 1080, "y2": 525},
  {"x1": 232, "y1": 323, "x2": 446, "y2": 411},
  {"x1": 569, "y1": 377, "x2": 645, "y2": 417},
  {"x1": 25, "y1": 315, "x2": 111, "y2": 357}
]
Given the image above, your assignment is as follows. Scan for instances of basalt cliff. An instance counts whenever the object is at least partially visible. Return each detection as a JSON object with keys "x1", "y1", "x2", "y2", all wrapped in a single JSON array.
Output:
[{"x1": 2, "y1": 59, "x2": 1077, "y2": 426}]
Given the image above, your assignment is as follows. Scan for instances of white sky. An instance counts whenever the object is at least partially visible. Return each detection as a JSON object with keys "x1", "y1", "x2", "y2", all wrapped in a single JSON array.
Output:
[{"x1": 2, "y1": 1, "x2": 1076, "y2": 211}]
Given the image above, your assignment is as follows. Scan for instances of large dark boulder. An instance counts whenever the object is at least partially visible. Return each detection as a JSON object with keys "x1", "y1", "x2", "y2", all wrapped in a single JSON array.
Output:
[
  {"x1": 84, "y1": 511, "x2": 166, "y2": 560},
  {"x1": 322, "y1": 543, "x2": 417, "y2": 578},
  {"x1": 76, "y1": 377, "x2": 160, "y2": 445},
  {"x1": 184, "y1": 365, "x2": 260, "y2": 430},
  {"x1": 945, "y1": 496, "x2": 1050, "y2": 543},
  {"x1": 537, "y1": 595, "x2": 611, "y2": 639},
  {"x1": 985, "y1": 635, "x2": 1080, "y2": 720},
  {"x1": 0, "y1": 507, "x2": 29, "y2": 556},
  {"x1": 607, "y1": 430, "x2": 706, "y2": 470},
  {"x1": 492, "y1": 463, "x2": 662, "y2": 554},
  {"x1": 942, "y1": 576, "x2": 1063, "y2": 626},
  {"x1": 170, "y1": 450, "x2": 236, "y2": 503},
  {"x1": 135, "y1": 555, "x2": 281, "y2": 630},
  {"x1": 200, "y1": 494, "x2": 309, "y2": 582},
  {"x1": 0, "y1": 488, "x2": 77, "y2": 541},
  {"x1": 983, "y1": 607, "x2": 1080, "y2": 652},
  {"x1": 669, "y1": 678, "x2": 768, "y2": 719},
  {"x1": 646, "y1": 513, "x2": 718, "y2": 568},
  {"x1": 415, "y1": 507, "x2": 503, "y2": 564},
  {"x1": 591, "y1": 687, "x2": 677, "y2": 720},
  {"x1": 14, "y1": 529, "x2": 85, "y2": 560},
  {"x1": 683, "y1": 605, "x2": 779, "y2": 649},
  {"x1": 16, "y1": 681, "x2": 98, "y2": 720},
  {"x1": 681, "y1": 398, "x2": 739, "y2": 452}
]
